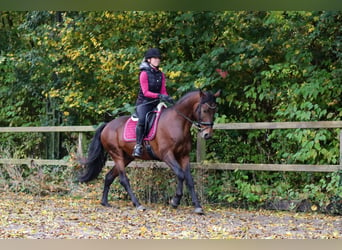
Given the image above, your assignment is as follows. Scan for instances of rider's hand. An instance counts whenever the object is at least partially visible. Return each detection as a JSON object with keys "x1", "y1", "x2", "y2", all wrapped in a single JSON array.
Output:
[{"x1": 158, "y1": 94, "x2": 174, "y2": 104}]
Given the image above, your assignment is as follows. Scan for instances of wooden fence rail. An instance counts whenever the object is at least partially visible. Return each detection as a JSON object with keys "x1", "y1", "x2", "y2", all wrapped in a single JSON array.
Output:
[{"x1": 0, "y1": 121, "x2": 341, "y2": 172}]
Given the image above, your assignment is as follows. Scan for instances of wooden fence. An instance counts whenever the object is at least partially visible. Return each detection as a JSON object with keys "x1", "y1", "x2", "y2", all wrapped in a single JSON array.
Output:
[{"x1": 0, "y1": 121, "x2": 341, "y2": 172}]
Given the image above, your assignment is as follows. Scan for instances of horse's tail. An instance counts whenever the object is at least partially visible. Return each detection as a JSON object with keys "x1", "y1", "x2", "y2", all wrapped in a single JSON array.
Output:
[{"x1": 78, "y1": 123, "x2": 107, "y2": 183}]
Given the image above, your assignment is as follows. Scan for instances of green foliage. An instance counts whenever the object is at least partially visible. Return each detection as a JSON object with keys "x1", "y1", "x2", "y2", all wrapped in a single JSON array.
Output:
[
  {"x1": 1, "y1": 11, "x2": 341, "y2": 211},
  {"x1": 204, "y1": 169, "x2": 341, "y2": 212}
]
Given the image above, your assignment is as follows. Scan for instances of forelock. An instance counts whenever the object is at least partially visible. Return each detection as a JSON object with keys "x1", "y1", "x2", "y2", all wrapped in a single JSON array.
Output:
[{"x1": 200, "y1": 91, "x2": 216, "y2": 104}]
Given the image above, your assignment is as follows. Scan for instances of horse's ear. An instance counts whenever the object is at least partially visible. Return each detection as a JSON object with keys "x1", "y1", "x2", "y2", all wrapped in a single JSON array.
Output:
[
  {"x1": 199, "y1": 88, "x2": 205, "y2": 97},
  {"x1": 214, "y1": 90, "x2": 221, "y2": 97}
]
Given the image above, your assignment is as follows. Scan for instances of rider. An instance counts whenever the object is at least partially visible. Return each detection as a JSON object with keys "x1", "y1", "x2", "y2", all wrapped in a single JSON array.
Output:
[{"x1": 132, "y1": 48, "x2": 173, "y2": 157}]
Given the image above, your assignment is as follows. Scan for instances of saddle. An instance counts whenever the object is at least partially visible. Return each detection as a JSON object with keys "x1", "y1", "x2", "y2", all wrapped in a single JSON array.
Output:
[{"x1": 123, "y1": 102, "x2": 167, "y2": 142}]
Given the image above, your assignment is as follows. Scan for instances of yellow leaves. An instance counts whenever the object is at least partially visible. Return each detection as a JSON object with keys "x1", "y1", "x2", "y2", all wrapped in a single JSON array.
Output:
[
  {"x1": 63, "y1": 91, "x2": 83, "y2": 108},
  {"x1": 310, "y1": 204, "x2": 318, "y2": 211},
  {"x1": 194, "y1": 77, "x2": 206, "y2": 89},
  {"x1": 139, "y1": 226, "x2": 148, "y2": 236},
  {"x1": 327, "y1": 99, "x2": 338, "y2": 106},
  {"x1": 89, "y1": 54, "x2": 96, "y2": 62},
  {"x1": 117, "y1": 14, "x2": 125, "y2": 21},
  {"x1": 69, "y1": 50, "x2": 81, "y2": 61},
  {"x1": 0, "y1": 192, "x2": 341, "y2": 239},
  {"x1": 104, "y1": 11, "x2": 115, "y2": 19},
  {"x1": 332, "y1": 231, "x2": 340, "y2": 238},
  {"x1": 98, "y1": 51, "x2": 130, "y2": 73},
  {"x1": 122, "y1": 61, "x2": 130, "y2": 70},
  {"x1": 120, "y1": 227, "x2": 129, "y2": 235},
  {"x1": 168, "y1": 71, "x2": 182, "y2": 79},
  {"x1": 41, "y1": 210, "x2": 49, "y2": 215},
  {"x1": 90, "y1": 37, "x2": 101, "y2": 48},
  {"x1": 308, "y1": 26, "x2": 315, "y2": 33},
  {"x1": 48, "y1": 89, "x2": 59, "y2": 98},
  {"x1": 264, "y1": 56, "x2": 271, "y2": 63}
]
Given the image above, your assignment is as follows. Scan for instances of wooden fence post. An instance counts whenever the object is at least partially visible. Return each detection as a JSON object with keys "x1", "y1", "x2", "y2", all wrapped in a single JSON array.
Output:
[
  {"x1": 340, "y1": 130, "x2": 342, "y2": 170},
  {"x1": 77, "y1": 132, "x2": 84, "y2": 158},
  {"x1": 196, "y1": 133, "x2": 206, "y2": 162}
]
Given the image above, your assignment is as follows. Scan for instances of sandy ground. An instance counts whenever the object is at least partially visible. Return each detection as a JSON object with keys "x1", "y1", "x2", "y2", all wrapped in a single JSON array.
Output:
[{"x1": 0, "y1": 193, "x2": 340, "y2": 239}]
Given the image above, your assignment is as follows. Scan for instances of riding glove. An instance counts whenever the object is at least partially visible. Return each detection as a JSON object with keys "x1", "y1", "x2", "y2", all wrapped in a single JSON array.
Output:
[{"x1": 158, "y1": 94, "x2": 174, "y2": 104}]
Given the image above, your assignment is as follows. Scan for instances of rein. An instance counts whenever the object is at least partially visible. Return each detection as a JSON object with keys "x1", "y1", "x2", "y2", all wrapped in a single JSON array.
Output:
[
  {"x1": 133, "y1": 93, "x2": 217, "y2": 132},
  {"x1": 175, "y1": 109, "x2": 204, "y2": 131},
  {"x1": 175, "y1": 103, "x2": 216, "y2": 132}
]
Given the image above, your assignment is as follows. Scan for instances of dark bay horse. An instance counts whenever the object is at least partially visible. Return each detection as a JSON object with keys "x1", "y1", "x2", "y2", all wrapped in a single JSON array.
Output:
[{"x1": 79, "y1": 90, "x2": 220, "y2": 214}]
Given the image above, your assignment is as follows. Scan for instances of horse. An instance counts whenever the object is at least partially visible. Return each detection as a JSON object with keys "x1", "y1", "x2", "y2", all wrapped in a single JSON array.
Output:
[{"x1": 78, "y1": 90, "x2": 220, "y2": 214}]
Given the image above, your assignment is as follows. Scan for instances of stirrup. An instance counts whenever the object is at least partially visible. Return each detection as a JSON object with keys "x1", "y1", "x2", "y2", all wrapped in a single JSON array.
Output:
[{"x1": 131, "y1": 113, "x2": 139, "y2": 121}]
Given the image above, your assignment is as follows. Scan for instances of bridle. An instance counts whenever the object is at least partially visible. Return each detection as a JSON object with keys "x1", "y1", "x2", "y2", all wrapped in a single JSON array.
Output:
[{"x1": 176, "y1": 101, "x2": 217, "y2": 132}]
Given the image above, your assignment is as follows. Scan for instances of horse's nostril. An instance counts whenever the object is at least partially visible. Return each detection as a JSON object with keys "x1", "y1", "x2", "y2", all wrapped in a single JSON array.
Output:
[{"x1": 203, "y1": 133, "x2": 211, "y2": 140}]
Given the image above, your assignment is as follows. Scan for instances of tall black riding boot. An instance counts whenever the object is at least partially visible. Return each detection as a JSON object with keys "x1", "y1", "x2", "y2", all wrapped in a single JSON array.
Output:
[{"x1": 132, "y1": 124, "x2": 145, "y2": 157}]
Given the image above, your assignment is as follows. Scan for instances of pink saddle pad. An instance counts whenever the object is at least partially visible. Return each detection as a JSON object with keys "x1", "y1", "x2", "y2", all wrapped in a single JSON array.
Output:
[{"x1": 123, "y1": 109, "x2": 163, "y2": 142}]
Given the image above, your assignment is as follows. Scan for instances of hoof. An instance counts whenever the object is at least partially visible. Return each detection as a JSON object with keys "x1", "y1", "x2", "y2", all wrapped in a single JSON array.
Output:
[
  {"x1": 136, "y1": 205, "x2": 146, "y2": 212},
  {"x1": 194, "y1": 207, "x2": 205, "y2": 215},
  {"x1": 101, "y1": 202, "x2": 112, "y2": 207},
  {"x1": 170, "y1": 198, "x2": 178, "y2": 209}
]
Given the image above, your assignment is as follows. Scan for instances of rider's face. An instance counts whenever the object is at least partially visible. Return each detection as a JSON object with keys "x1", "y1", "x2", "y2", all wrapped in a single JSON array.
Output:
[{"x1": 149, "y1": 57, "x2": 161, "y2": 67}]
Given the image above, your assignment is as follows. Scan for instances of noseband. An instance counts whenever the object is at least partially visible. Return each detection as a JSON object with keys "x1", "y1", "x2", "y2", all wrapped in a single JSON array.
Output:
[{"x1": 194, "y1": 102, "x2": 217, "y2": 130}]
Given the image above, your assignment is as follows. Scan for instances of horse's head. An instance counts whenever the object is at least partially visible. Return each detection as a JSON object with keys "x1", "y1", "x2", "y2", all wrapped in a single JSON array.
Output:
[{"x1": 195, "y1": 90, "x2": 221, "y2": 139}]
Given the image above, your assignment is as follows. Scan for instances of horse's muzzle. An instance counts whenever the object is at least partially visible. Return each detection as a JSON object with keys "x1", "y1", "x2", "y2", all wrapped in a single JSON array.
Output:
[{"x1": 201, "y1": 128, "x2": 213, "y2": 140}]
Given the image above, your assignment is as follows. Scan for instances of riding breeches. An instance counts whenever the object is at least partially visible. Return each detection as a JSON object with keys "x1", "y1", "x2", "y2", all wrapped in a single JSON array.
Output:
[{"x1": 135, "y1": 100, "x2": 158, "y2": 127}]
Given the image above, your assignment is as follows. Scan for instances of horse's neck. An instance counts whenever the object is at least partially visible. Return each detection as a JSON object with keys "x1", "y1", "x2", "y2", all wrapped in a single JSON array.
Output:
[{"x1": 174, "y1": 96, "x2": 199, "y2": 121}]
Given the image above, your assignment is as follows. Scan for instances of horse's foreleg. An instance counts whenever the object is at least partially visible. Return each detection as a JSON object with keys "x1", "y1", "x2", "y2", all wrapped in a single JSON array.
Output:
[
  {"x1": 164, "y1": 155, "x2": 185, "y2": 209},
  {"x1": 184, "y1": 164, "x2": 204, "y2": 215},
  {"x1": 171, "y1": 176, "x2": 184, "y2": 208},
  {"x1": 101, "y1": 167, "x2": 118, "y2": 207}
]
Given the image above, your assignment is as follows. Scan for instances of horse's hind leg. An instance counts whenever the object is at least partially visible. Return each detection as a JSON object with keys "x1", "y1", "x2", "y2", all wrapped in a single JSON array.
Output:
[
  {"x1": 118, "y1": 169, "x2": 146, "y2": 211},
  {"x1": 101, "y1": 167, "x2": 118, "y2": 207}
]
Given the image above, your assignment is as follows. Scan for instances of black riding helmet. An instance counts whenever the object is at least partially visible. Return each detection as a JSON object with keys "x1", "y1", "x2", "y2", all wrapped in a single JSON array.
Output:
[{"x1": 144, "y1": 48, "x2": 161, "y2": 59}]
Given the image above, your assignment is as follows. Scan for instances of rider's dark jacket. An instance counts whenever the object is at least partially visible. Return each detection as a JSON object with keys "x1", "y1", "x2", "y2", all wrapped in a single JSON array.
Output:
[{"x1": 136, "y1": 62, "x2": 168, "y2": 105}]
